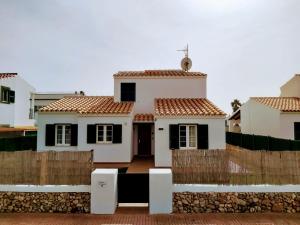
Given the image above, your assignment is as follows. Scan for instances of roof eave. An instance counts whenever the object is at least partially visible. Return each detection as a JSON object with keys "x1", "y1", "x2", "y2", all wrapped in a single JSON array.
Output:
[{"x1": 155, "y1": 114, "x2": 226, "y2": 119}]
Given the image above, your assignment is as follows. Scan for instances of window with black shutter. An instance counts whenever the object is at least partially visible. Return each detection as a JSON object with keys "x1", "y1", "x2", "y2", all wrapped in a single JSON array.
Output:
[
  {"x1": 295, "y1": 122, "x2": 300, "y2": 140},
  {"x1": 113, "y1": 124, "x2": 122, "y2": 143},
  {"x1": 71, "y1": 124, "x2": 78, "y2": 146},
  {"x1": 45, "y1": 124, "x2": 55, "y2": 146},
  {"x1": 9, "y1": 90, "x2": 15, "y2": 103},
  {"x1": 87, "y1": 124, "x2": 122, "y2": 144},
  {"x1": 46, "y1": 124, "x2": 78, "y2": 146},
  {"x1": 97, "y1": 125, "x2": 113, "y2": 143},
  {"x1": 87, "y1": 124, "x2": 96, "y2": 144},
  {"x1": 197, "y1": 124, "x2": 209, "y2": 149},
  {"x1": 169, "y1": 124, "x2": 179, "y2": 149},
  {"x1": 179, "y1": 125, "x2": 197, "y2": 149},
  {"x1": 120, "y1": 83, "x2": 136, "y2": 101}
]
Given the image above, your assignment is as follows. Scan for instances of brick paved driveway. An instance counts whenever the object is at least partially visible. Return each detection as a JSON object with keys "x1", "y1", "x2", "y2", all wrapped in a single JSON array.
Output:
[{"x1": 1, "y1": 211, "x2": 300, "y2": 225}]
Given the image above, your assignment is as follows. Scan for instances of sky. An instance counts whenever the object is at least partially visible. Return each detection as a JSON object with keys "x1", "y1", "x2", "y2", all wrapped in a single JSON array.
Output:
[{"x1": 0, "y1": 0, "x2": 300, "y2": 114}]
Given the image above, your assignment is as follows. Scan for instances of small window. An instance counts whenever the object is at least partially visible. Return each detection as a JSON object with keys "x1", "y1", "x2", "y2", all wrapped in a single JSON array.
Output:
[
  {"x1": 120, "y1": 83, "x2": 136, "y2": 101},
  {"x1": 55, "y1": 124, "x2": 71, "y2": 146},
  {"x1": 179, "y1": 125, "x2": 197, "y2": 149},
  {"x1": 1, "y1": 86, "x2": 10, "y2": 103},
  {"x1": 97, "y1": 125, "x2": 113, "y2": 143}
]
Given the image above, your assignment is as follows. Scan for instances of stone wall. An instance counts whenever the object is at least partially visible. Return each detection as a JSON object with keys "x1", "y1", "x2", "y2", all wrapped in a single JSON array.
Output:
[
  {"x1": 173, "y1": 192, "x2": 300, "y2": 213},
  {"x1": 0, "y1": 192, "x2": 90, "y2": 213}
]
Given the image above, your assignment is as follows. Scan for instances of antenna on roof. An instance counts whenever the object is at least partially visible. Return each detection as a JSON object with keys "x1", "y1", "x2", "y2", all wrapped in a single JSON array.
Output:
[{"x1": 177, "y1": 44, "x2": 192, "y2": 72}]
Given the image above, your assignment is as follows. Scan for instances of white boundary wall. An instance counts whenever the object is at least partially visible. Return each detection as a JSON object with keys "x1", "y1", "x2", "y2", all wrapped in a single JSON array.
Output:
[
  {"x1": 149, "y1": 169, "x2": 172, "y2": 214},
  {"x1": 91, "y1": 169, "x2": 118, "y2": 214},
  {"x1": 174, "y1": 184, "x2": 300, "y2": 193},
  {"x1": 0, "y1": 185, "x2": 90, "y2": 192}
]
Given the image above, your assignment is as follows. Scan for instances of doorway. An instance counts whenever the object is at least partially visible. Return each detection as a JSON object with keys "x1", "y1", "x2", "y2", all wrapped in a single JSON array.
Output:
[{"x1": 137, "y1": 124, "x2": 152, "y2": 156}]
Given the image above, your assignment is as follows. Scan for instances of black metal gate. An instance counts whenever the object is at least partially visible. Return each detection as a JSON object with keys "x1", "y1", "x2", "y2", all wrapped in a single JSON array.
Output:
[{"x1": 118, "y1": 173, "x2": 149, "y2": 203}]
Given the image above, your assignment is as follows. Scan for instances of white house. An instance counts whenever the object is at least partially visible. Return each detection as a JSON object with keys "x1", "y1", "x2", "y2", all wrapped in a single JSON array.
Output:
[
  {"x1": 37, "y1": 70, "x2": 226, "y2": 166},
  {"x1": 0, "y1": 73, "x2": 35, "y2": 128},
  {"x1": 228, "y1": 74, "x2": 300, "y2": 140}
]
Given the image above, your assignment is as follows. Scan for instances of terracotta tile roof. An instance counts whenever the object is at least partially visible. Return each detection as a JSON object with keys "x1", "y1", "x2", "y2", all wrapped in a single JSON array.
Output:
[
  {"x1": 155, "y1": 98, "x2": 226, "y2": 117},
  {"x1": 40, "y1": 96, "x2": 134, "y2": 114},
  {"x1": 0, "y1": 73, "x2": 17, "y2": 79},
  {"x1": 252, "y1": 97, "x2": 300, "y2": 112},
  {"x1": 114, "y1": 70, "x2": 206, "y2": 78},
  {"x1": 133, "y1": 114, "x2": 154, "y2": 122}
]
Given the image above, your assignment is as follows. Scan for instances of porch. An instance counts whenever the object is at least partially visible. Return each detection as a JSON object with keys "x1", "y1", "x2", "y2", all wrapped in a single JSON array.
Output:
[{"x1": 93, "y1": 156, "x2": 155, "y2": 173}]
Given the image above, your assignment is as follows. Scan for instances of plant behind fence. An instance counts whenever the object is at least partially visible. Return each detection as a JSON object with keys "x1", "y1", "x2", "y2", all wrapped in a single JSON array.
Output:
[
  {"x1": 172, "y1": 148, "x2": 300, "y2": 185},
  {"x1": 0, "y1": 136, "x2": 37, "y2": 151},
  {"x1": 0, "y1": 151, "x2": 93, "y2": 185},
  {"x1": 226, "y1": 132, "x2": 300, "y2": 151}
]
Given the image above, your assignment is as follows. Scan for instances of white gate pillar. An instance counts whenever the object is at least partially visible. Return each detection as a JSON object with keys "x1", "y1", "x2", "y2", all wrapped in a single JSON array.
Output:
[
  {"x1": 149, "y1": 168, "x2": 172, "y2": 214},
  {"x1": 91, "y1": 169, "x2": 118, "y2": 214}
]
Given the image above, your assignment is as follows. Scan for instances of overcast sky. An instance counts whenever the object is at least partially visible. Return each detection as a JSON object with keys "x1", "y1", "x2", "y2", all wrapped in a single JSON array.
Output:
[{"x1": 0, "y1": 0, "x2": 299, "y2": 114}]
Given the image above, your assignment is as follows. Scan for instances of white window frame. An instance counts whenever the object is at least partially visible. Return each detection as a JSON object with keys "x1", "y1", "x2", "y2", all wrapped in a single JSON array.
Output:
[
  {"x1": 96, "y1": 125, "x2": 113, "y2": 144},
  {"x1": 55, "y1": 124, "x2": 71, "y2": 146},
  {"x1": 179, "y1": 125, "x2": 197, "y2": 150}
]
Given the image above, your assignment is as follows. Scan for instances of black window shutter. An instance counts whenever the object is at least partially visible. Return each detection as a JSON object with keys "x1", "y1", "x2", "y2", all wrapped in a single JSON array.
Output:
[
  {"x1": 9, "y1": 90, "x2": 15, "y2": 103},
  {"x1": 295, "y1": 122, "x2": 300, "y2": 140},
  {"x1": 87, "y1": 124, "x2": 96, "y2": 144},
  {"x1": 120, "y1": 83, "x2": 136, "y2": 101},
  {"x1": 169, "y1": 124, "x2": 179, "y2": 150},
  {"x1": 197, "y1": 124, "x2": 209, "y2": 149},
  {"x1": 113, "y1": 124, "x2": 122, "y2": 143},
  {"x1": 71, "y1": 124, "x2": 78, "y2": 146},
  {"x1": 45, "y1": 124, "x2": 55, "y2": 146}
]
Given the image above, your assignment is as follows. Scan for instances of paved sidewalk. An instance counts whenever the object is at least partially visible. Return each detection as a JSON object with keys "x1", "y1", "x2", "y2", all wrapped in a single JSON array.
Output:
[{"x1": 1, "y1": 210, "x2": 300, "y2": 225}]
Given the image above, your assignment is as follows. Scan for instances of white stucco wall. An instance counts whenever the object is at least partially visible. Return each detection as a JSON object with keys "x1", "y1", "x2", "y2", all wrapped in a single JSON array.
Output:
[
  {"x1": 0, "y1": 77, "x2": 15, "y2": 126},
  {"x1": 280, "y1": 113, "x2": 300, "y2": 140},
  {"x1": 37, "y1": 113, "x2": 133, "y2": 163},
  {"x1": 0, "y1": 76, "x2": 35, "y2": 127},
  {"x1": 240, "y1": 99, "x2": 281, "y2": 138},
  {"x1": 114, "y1": 77, "x2": 207, "y2": 113},
  {"x1": 154, "y1": 117, "x2": 226, "y2": 167},
  {"x1": 280, "y1": 75, "x2": 300, "y2": 97},
  {"x1": 14, "y1": 76, "x2": 35, "y2": 126}
]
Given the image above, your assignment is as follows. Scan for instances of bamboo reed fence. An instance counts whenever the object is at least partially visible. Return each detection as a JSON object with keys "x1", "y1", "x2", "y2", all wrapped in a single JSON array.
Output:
[
  {"x1": 172, "y1": 147, "x2": 300, "y2": 185},
  {"x1": 0, "y1": 150, "x2": 93, "y2": 185}
]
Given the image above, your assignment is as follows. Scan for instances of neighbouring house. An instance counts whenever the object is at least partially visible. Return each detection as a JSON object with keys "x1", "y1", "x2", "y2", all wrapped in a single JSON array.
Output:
[
  {"x1": 0, "y1": 73, "x2": 36, "y2": 129},
  {"x1": 228, "y1": 74, "x2": 300, "y2": 140},
  {"x1": 31, "y1": 91, "x2": 85, "y2": 119},
  {"x1": 227, "y1": 111, "x2": 241, "y2": 133},
  {"x1": 37, "y1": 69, "x2": 226, "y2": 166}
]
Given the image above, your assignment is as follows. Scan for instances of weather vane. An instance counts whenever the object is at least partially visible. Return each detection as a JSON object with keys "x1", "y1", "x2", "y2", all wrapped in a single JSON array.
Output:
[{"x1": 177, "y1": 44, "x2": 192, "y2": 72}]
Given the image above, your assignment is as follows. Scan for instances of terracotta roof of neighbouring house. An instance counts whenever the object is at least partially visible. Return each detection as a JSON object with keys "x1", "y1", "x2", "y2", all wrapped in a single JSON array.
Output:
[
  {"x1": 228, "y1": 108, "x2": 241, "y2": 120},
  {"x1": 114, "y1": 70, "x2": 206, "y2": 78},
  {"x1": 251, "y1": 97, "x2": 300, "y2": 112},
  {"x1": 133, "y1": 114, "x2": 154, "y2": 122},
  {"x1": 40, "y1": 96, "x2": 134, "y2": 114},
  {"x1": 0, "y1": 127, "x2": 37, "y2": 133},
  {"x1": 154, "y1": 98, "x2": 226, "y2": 117},
  {"x1": 0, "y1": 73, "x2": 17, "y2": 79}
]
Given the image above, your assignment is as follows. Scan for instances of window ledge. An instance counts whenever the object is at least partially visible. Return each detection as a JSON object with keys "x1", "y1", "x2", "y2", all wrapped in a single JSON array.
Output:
[{"x1": 96, "y1": 142, "x2": 113, "y2": 144}]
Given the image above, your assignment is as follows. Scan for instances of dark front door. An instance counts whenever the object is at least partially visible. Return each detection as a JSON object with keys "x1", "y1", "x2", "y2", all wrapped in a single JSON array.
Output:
[{"x1": 138, "y1": 124, "x2": 152, "y2": 156}]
